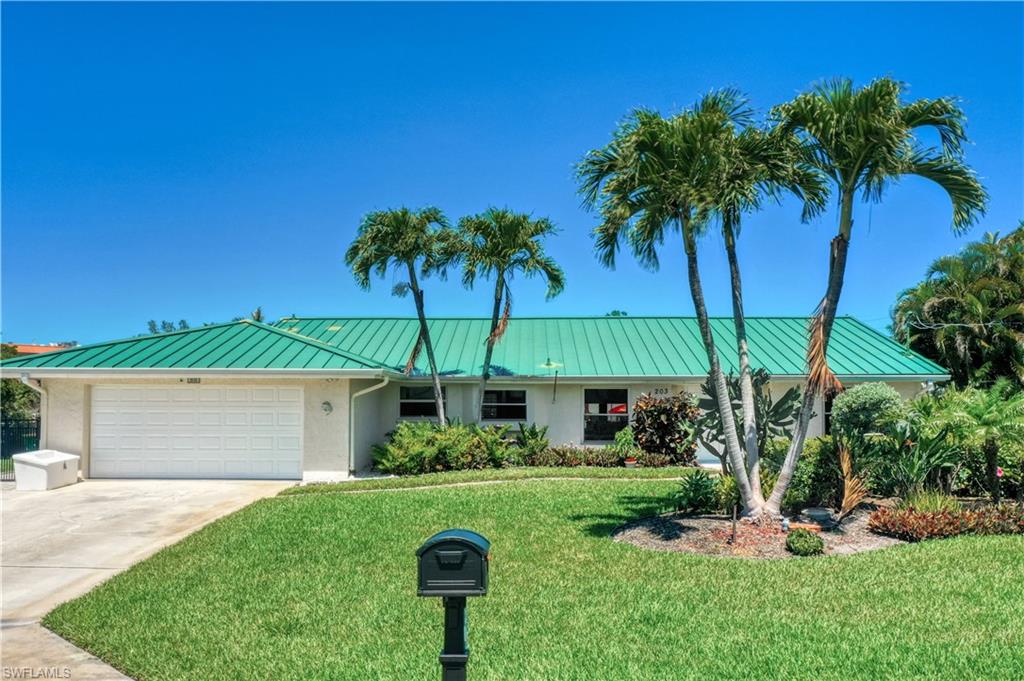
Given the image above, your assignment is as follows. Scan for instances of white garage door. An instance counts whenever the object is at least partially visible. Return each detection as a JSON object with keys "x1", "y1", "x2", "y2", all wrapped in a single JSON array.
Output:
[{"x1": 90, "y1": 385, "x2": 303, "y2": 479}]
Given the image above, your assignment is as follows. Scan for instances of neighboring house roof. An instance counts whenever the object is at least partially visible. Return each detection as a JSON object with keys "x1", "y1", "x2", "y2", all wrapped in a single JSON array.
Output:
[
  {"x1": 0, "y1": 320, "x2": 392, "y2": 374},
  {"x1": 274, "y1": 316, "x2": 949, "y2": 380},
  {"x1": 6, "y1": 343, "x2": 74, "y2": 355}
]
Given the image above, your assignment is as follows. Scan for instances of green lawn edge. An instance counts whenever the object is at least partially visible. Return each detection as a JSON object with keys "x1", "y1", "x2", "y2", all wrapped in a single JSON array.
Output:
[{"x1": 281, "y1": 465, "x2": 697, "y2": 495}]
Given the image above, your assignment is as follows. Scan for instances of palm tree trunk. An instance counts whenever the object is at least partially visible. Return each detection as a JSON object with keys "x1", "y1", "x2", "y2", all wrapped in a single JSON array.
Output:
[
  {"x1": 766, "y1": 189, "x2": 854, "y2": 514},
  {"x1": 407, "y1": 264, "x2": 447, "y2": 425},
  {"x1": 476, "y1": 275, "x2": 505, "y2": 422},
  {"x1": 985, "y1": 438, "x2": 1000, "y2": 504},
  {"x1": 683, "y1": 224, "x2": 758, "y2": 511},
  {"x1": 723, "y1": 215, "x2": 761, "y2": 499}
]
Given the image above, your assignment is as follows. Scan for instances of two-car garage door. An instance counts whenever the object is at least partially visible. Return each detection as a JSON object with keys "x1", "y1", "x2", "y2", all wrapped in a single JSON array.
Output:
[{"x1": 90, "y1": 385, "x2": 303, "y2": 479}]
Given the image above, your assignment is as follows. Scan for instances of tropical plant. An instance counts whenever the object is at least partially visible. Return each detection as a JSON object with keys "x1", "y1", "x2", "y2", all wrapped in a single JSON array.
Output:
[
  {"x1": 514, "y1": 423, "x2": 550, "y2": 462},
  {"x1": 892, "y1": 226, "x2": 1024, "y2": 389},
  {"x1": 866, "y1": 419, "x2": 959, "y2": 498},
  {"x1": 897, "y1": 490, "x2": 963, "y2": 513},
  {"x1": 446, "y1": 209, "x2": 565, "y2": 420},
  {"x1": 697, "y1": 369, "x2": 802, "y2": 472},
  {"x1": 830, "y1": 382, "x2": 905, "y2": 438},
  {"x1": 837, "y1": 444, "x2": 868, "y2": 520},
  {"x1": 928, "y1": 379, "x2": 1024, "y2": 503},
  {"x1": 346, "y1": 207, "x2": 454, "y2": 423},
  {"x1": 767, "y1": 77, "x2": 987, "y2": 515},
  {"x1": 785, "y1": 528, "x2": 824, "y2": 556},
  {"x1": 609, "y1": 426, "x2": 640, "y2": 460},
  {"x1": 675, "y1": 469, "x2": 719, "y2": 513},
  {"x1": 630, "y1": 392, "x2": 701, "y2": 465},
  {"x1": 372, "y1": 421, "x2": 516, "y2": 475},
  {"x1": 869, "y1": 505, "x2": 1024, "y2": 542},
  {"x1": 578, "y1": 92, "x2": 762, "y2": 510}
]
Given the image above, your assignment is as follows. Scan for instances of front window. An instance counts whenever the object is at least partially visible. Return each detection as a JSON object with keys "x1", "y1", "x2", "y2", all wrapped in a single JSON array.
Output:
[
  {"x1": 584, "y1": 388, "x2": 628, "y2": 441},
  {"x1": 399, "y1": 386, "x2": 447, "y2": 418},
  {"x1": 481, "y1": 389, "x2": 527, "y2": 421}
]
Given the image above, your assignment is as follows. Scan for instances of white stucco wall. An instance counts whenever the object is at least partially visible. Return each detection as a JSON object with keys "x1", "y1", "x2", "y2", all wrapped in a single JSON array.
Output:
[
  {"x1": 39, "y1": 377, "x2": 350, "y2": 480},
  {"x1": 347, "y1": 378, "x2": 930, "y2": 472}
]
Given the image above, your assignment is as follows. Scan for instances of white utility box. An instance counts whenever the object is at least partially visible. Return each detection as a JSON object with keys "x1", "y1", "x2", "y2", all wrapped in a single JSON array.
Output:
[{"x1": 12, "y1": 450, "x2": 80, "y2": 491}]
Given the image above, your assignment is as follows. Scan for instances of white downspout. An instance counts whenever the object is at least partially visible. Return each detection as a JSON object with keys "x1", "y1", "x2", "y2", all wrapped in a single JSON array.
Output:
[
  {"x1": 349, "y1": 375, "x2": 389, "y2": 476},
  {"x1": 20, "y1": 373, "x2": 47, "y2": 449}
]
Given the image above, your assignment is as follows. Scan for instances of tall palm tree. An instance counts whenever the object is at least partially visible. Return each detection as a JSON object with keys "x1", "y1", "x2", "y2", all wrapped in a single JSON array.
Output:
[
  {"x1": 450, "y1": 208, "x2": 565, "y2": 421},
  {"x1": 345, "y1": 207, "x2": 453, "y2": 424},
  {"x1": 578, "y1": 91, "x2": 760, "y2": 510},
  {"x1": 710, "y1": 124, "x2": 828, "y2": 495},
  {"x1": 893, "y1": 227, "x2": 1024, "y2": 388},
  {"x1": 766, "y1": 77, "x2": 988, "y2": 514}
]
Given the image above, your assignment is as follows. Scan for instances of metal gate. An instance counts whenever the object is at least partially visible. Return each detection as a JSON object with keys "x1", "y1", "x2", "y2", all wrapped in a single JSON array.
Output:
[{"x1": 1, "y1": 418, "x2": 40, "y2": 481}]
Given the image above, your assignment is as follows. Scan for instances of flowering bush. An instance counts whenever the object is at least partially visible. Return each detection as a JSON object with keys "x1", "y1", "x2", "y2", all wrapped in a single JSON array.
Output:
[{"x1": 868, "y1": 505, "x2": 1024, "y2": 542}]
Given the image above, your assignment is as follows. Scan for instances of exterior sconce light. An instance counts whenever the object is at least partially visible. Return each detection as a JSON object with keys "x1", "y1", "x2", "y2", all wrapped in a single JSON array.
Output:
[{"x1": 321, "y1": 401, "x2": 333, "y2": 414}]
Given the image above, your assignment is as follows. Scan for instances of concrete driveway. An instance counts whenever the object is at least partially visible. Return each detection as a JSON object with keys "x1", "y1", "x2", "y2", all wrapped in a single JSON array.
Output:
[{"x1": 1, "y1": 479, "x2": 290, "y2": 679}]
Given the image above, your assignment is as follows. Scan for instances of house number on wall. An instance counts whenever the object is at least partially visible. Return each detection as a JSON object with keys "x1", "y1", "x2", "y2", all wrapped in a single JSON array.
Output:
[
  {"x1": 180, "y1": 377, "x2": 201, "y2": 384},
  {"x1": 651, "y1": 388, "x2": 670, "y2": 396}
]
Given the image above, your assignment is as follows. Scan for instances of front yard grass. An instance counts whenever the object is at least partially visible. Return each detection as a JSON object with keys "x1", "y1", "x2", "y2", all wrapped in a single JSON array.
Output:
[{"x1": 45, "y1": 475, "x2": 1024, "y2": 680}]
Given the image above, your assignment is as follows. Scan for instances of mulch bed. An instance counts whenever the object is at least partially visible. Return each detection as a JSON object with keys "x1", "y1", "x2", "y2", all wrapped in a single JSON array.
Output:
[{"x1": 613, "y1": 506, "x2": 904, "y2": 559}]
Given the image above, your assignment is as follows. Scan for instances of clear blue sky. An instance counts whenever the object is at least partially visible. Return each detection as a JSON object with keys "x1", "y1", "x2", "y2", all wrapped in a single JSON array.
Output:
[{"x1": 2, "y1": 2, "x2": 1021, "y2": 345}]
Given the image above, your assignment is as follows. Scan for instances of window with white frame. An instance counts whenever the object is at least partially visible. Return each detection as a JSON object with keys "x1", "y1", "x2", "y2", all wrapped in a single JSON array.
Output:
[
  {"x1": 481, "y1": 389, "x2": 527, "y2": 421},
  {"x1": 583, "y1": 388, "x2": 629, "y2": 441},
  {"x1": 399, "y1": 385, "x2": 447, "y2": 418}
]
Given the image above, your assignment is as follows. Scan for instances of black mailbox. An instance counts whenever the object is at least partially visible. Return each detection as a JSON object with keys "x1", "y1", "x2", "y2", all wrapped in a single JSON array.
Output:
[{"x1": 417, "y1": 528, "x2": 490, "y2": 597}]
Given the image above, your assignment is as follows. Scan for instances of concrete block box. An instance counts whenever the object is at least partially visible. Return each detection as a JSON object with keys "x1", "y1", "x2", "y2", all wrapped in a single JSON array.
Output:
[{"x1": 12, "y1": 450, "x2": 80, "y2": 491}]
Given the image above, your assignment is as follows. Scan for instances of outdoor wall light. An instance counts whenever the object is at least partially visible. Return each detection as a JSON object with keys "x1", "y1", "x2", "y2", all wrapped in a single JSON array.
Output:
[{"x1": 321, "y1": 401, "x2": 333, "y2": 414}]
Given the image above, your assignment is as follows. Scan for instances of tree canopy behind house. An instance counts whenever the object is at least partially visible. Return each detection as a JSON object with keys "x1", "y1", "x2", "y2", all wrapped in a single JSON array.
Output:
[{"x1": 892, "y1": 225, "x2": 1023, "y2": 389}]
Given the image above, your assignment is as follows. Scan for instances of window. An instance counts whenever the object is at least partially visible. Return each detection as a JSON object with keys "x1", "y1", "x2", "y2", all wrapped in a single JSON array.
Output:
[
  {"x1": 823, "y1": 392, "x2": 835, "y2": 435},
  {"x1": 583, "y1": 388, "x2": 629, "y2": 441},
  {"x1": 481, "y1": 389, "x2": 527, "y2": 421},
  {"x1": 399, "y1": 386, "x2": 447, "y2": 418}
]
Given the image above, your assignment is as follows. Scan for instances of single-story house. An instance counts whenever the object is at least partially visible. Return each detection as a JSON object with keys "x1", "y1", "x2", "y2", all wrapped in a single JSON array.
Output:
[{"x1": 0, "y1": 316, "x2": 948, "y2": 482}]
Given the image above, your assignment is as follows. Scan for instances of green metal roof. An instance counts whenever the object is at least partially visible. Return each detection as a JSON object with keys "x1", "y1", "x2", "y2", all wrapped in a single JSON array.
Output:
[
  {"x1": 1, "y1": 315, "x2": 947, "y2": 379},
  {"x1": 273, "y1": 316, "x2": 949, "y2": 380},
  {"x1": 0, "y1": 320, "x2": 389, "y2": 372}
]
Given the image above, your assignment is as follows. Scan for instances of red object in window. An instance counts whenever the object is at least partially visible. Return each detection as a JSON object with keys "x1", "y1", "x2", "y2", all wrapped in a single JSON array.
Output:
[{"x1": 608, "y1": 403, "x2": 627, "y2": 414}]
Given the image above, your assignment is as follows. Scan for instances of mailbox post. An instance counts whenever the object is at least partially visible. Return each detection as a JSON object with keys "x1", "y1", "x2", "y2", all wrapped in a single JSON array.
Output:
[{"x1": 417, "y1": 529, "x2": 490, "y2": 681}]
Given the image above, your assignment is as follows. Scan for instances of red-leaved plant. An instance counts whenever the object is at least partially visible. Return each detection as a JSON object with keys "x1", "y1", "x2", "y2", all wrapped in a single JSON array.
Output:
[{"x1": 868, "y1": 505, "x2": 1024, "y2": 542}]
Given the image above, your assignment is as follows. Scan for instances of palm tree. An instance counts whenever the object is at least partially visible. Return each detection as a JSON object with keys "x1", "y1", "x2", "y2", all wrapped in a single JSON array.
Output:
[
  {"x1": 578, "y1": 91, "x2": 759, "y2": 511},
  {"x1": 710, "y1": 124, "x2": 827, "y2": 495},
  {"x1": 345, "y1": 207, "x2": 453, "y2": 423},
  {"x1": 936, "y1": 379, "x2": 1024, "y2": 503},
  {"x1": 766, "y1": 77, "x2": 988, "y2": 514},
  {"x1": 893, "y1": 227, "x2": 1024, "y2": 388},
  {"x1": 449, "y1": 208, "x2": 565, "y2": 421}
]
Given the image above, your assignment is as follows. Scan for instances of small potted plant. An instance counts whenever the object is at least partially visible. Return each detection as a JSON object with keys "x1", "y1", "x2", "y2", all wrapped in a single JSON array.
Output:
[{"x1": 624, "y1": 454, "x2": 638, "y2": 468}]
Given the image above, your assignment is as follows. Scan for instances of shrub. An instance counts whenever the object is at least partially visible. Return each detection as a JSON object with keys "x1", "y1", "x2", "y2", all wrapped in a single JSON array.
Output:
[
  {"x1": 898, "y1": 490, "x2": 963, "y2": 513},
  {"x1": 868, "y1": 505, "x2": 1024, "y2": 542},
  {"x1": 611, "y1": 426, "x2": 640, "y2": 460},
  {"x1": 515, "y1": 423, "x2": 549, "y2": 463},
  {"x1": 373, "y1": 422, "x2": 515, "y2": 475},
  {"x1": 778, "y1": 436, "x2": 842, "y2": 511},
  {"x1": 830, "y1": 383, "x2": 904, "y2": 438},
  {"x1": 675, "y1": 470, "x2": 719, "y2": 513},
  {"x1": 865, "y1": 420, "x2": 959, "y2": 498},
  {"x1": 631, "y1": 392, "x2": 700, "y2": 465},
  {"x1": 524, "y1": 444, "x2": 621, "y2": 468},
  {"x1": 785, "y1": 528, "x2": 824, "y2": 556}
]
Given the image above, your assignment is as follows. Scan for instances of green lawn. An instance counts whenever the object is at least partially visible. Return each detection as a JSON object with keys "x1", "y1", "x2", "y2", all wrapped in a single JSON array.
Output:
[{"x1": 45, "y1": 473, "x2": 1024, "y2": 680}]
